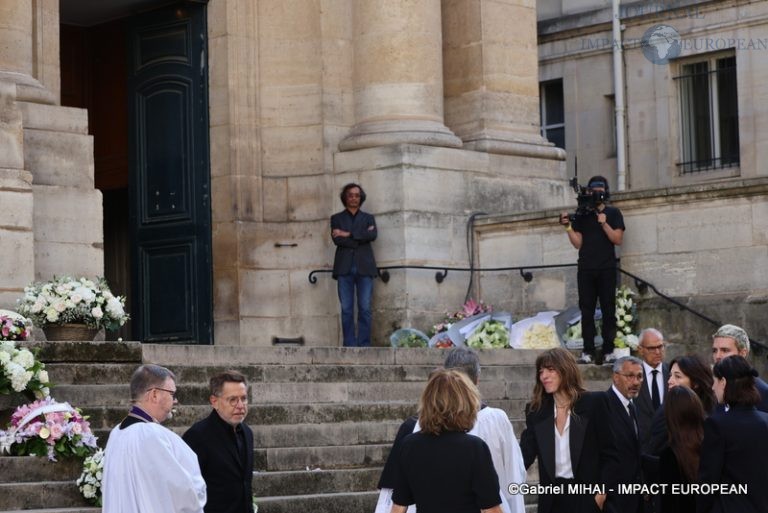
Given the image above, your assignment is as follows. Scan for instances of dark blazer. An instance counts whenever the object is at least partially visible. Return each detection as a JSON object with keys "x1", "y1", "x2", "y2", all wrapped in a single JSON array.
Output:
[
  {"x1": 604, "y1": 388, "x2": 643, "y2": 513},
  {"x1": 637, "y1": 362, "x2": 669, "y2": 451},
  {"x1": 520, "y1": 392, "x2": 619, "y2": 513},
  {"x1": 697, "y1": 406, "x2": 768, "y2": 513},
  {"x1": 756, "y1": 377, "x2": 768, "y2": 413},
  {"x1": 330, "y1": 209, "x2": 377, "y2": 278},
  {"x1": 183, "y1": 411, "x2": 254, "y2": 513}
]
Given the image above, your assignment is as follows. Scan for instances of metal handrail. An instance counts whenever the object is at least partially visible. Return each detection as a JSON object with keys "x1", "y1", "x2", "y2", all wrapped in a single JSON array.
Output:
[{"x1": 308, "y1": 263, "x2": 767, "y2": 353}]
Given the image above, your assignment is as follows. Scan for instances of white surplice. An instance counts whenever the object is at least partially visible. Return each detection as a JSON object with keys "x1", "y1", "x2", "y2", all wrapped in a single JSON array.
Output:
[
  {"x1": 102, "y1": 421, "x2": 207, "y2": 513},
  {"x1": 378, "y1": 406, "x2": 526, "y2": 513}
]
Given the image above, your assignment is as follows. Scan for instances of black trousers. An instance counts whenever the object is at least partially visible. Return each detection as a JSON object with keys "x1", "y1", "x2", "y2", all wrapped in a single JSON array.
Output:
[{"x1": 577, "y1": 267, "x2": 617, "y2": 355}]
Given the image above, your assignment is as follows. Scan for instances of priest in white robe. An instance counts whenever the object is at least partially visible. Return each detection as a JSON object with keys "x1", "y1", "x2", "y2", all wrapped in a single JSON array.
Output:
[{"x1": 103, "y1": 364, "x2": 207, "y2": 513}]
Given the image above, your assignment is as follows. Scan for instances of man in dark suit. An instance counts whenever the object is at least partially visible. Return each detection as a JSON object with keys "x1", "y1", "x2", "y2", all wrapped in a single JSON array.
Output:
[
  {"x1": 635, "y1": 328, "x2": 669, "y2": 452},
  {"x1": 605, "y1": 356, "x2": 644, "y2": 513},
  {"x1": 184, "y1": 371, "x2": 254, "y2": 513},
  {"x1": 331, "y1": 183, "x2": 378, "y2": 346},
  {"x1": 711, "y1": 323, "x2": 768, "y2": 412}
]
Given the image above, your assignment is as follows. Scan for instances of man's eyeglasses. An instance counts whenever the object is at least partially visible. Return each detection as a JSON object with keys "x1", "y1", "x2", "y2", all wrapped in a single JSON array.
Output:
[
  {"x1": 150, "y1": 387, "x2": 178, "y2": 399},
  {"x1": 616, "y1": 373, "x2": 644, "y2": 381},
  {"x1": 219, "y1": 395, "x2": 248, "y2": 407},
  {"x1": 641, "y1": 344, "x2": 665, "y2": 352}
]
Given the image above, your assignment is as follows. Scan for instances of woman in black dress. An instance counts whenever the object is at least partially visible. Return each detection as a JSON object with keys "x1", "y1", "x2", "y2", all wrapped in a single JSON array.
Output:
[
  {"x1": 390, "y1": 369, "x2": 503, "y2": 513},
  {"x1": 519, "y1": 347, "x2": 618, "y2": 513},
  {"x1": 698, "y1": 355, "x2": 768, "y2": 513},
  {"x1": 656, "y1": 386, "x2": 704, "y2": 513}
]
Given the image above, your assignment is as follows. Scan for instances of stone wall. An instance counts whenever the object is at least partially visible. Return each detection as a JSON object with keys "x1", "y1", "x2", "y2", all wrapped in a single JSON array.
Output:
[{"x1": 474, "y1": 178, "x2": 768, "y2": 359}]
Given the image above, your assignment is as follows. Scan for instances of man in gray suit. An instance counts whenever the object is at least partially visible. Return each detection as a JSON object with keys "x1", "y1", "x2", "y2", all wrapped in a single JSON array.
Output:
[
  {"x1": 635, "y1": 328, "x2": 669, "y2": 451},
  {"x1": 712, "y1": 323, "x2": 768, "y2": 412}
]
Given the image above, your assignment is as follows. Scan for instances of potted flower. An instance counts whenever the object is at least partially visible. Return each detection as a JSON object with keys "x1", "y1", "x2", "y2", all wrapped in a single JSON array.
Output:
[{"x1": 16, "y1": 276, "x2": 129, "y2": 341}]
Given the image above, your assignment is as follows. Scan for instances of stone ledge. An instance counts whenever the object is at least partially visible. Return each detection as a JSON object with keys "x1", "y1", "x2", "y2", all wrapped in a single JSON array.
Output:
[{"x1": 21, "y1": 341, "x2": 142, "y2": 363}]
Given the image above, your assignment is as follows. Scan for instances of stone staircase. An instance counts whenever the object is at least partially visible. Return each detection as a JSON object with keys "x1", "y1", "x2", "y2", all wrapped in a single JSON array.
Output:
[{"x1": 2, "y1": 342, "x2": 612, "y2": 513}]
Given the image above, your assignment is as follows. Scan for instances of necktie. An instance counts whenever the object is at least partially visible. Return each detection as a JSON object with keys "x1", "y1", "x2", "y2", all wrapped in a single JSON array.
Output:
[
  {"x1": 651, "y1": 369, "x2": 661, "y2": 410},
  {"x1": 627, "y1": 400, "x2": 639, "y2": 436}
]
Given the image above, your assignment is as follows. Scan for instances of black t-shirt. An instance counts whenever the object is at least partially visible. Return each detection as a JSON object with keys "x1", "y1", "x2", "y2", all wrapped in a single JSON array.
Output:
[
  {"x1": 572, "y1": 205, "x2": 625, "y2": 270},
  {"x1": 392, "y1": 431, "x2": 501, "y2": 513}
]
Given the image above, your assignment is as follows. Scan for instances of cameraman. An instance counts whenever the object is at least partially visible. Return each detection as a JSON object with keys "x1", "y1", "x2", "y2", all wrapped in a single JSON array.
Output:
[{"x1": 559, "y1": 176, "x2": 625, "y2": 365}]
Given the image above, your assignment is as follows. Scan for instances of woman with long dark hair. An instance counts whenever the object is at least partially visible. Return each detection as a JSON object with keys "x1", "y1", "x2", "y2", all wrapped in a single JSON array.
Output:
[
  {"x1": 656, "y1": 386, "x2": 704, "y2": 513},
  {"x1": 645, "y1": 354, "x2": 715, "y2": 456},
  {"x1": 698, "y1": 356, "x2": 768, "y2": 513},
  {"x1": 520, "y1": 348, "x2": 618, "y2": 513}
]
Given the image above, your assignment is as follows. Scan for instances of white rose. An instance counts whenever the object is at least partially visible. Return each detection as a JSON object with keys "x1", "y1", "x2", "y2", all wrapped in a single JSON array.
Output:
[
  {"x1": 53, "y1": 301, "x2": 67, "y2": 313},
  {"x1": 70, "y1": 293, "x2": 83, "y2": 304},
  {"x1": 45, "y1": 308, "x2": 59, "y2": 323},
  {"x1": 12, "y1": 349, "x2": 35, "y2": 369},
  {"x1": 624, "y1": 314, "x2": 633, "y2": 322},
  {"x1": 617, "y1": 319, "x2": 625, "y2": 328},
  {"x1": 38, "y1": 370, "x2": 49, "y2": 383},
  {"x1": 91, "y1": 307, "x2": 103, "y2": 319},
  {"x1": 106, "y1": 297, "x2": 124, "y2": 317},
  {"x1": 75, "y1": 286, "x2": 96, "y2": 304}
]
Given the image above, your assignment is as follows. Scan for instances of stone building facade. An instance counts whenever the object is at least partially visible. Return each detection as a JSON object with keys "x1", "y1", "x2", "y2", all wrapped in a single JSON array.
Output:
[
  {"x1": 475, "y1": 0, "x2": 768, "y2": 349},
  {"x1": 1, "y1": 0, "x2": 765, "y2": 348},
  {"x1": 0, "y1": 0, "x2": 566, "y2": 346}
]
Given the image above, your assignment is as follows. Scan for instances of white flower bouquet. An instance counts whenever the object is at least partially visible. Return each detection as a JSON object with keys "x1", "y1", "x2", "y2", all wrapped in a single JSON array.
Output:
[
  {"x1": 77, "y1": 447, "x2": 104, "y2": 505},
  {"x1": 16, "y1": 276, "x2": 129, "y2": 331},
  {"x1": 614, "y1": 285, "x2": 639, "y2": 350},
  {"x1": 0, "y1": 339, "x2": 50, "y2": 398}
]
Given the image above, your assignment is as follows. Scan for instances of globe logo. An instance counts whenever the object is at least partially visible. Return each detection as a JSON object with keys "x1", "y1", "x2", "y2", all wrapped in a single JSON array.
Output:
[{"x1": 641, "y1": 24, "x2": 682, "y2": 65}]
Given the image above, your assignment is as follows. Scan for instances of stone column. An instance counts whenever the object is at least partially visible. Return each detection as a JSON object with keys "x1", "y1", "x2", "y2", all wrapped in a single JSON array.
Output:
[
  {"x1": 442, "y1": 0, "x2": 564, "y2": 159},
  {"x1": 0, "y1": 0, "x2": 33, "y2": 76},
  {"x1": 339, "y1": 0, "x2": 462, "y2": 150}
]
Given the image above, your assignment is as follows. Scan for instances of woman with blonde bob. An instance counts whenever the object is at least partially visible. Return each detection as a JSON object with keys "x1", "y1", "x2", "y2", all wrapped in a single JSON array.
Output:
[
  {"x1": 520, "y1": 348, "x2": 618, "y2": 513},
  {"x1": 390, "y1": 369, "x2": 503, "y2": 513}
]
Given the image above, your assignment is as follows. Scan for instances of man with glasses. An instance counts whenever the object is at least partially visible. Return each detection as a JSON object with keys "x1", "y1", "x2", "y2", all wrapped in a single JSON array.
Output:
[
  {"x1": 103, "y1": 364, "x2": 206, "y2": 513},
  {"x1": 634, "y1": 328, "x2": 669, "y2": 451},
  {"x1": 604, "y1": 356, "x2": 644, "y2": 513},
  {"x1": 184, "y1": 371, "x2": 254, "y2": 513}
]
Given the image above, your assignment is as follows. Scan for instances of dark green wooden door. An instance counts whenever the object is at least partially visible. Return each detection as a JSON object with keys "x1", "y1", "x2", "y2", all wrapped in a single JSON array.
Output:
[{"x1": 127, "y1": 2, "x2": 212, "y2": 344}]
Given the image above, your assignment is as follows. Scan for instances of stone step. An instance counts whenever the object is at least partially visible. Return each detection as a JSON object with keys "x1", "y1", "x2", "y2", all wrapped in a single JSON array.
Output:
[
  {"x1": 21, "y1": 341, "x2": 142, "y2": 364},
  {"x1": 142, "y1": 344, "x2": 547, "y2": 367},
  {"x1": 255, "y1": 490, "x2": 377, "y2": 513},
  {"x1": 82, "y1": 402, "x2": 421, "y2": 430},
  {"x1": 255, "y1": 443, "x2": 390, "y2": 472},
  {"x1": 46, "y1": 362, "x2": 541, "y2": 385},
  {"x1": 0, "y1": 457, "x2": 82, "y2": 483},
  {"x1": 0, "y1": 481, "x2": 87, "y2": 510},
  {"x1": 253, "y1": 467, "x2": 380, "y2": 496}
]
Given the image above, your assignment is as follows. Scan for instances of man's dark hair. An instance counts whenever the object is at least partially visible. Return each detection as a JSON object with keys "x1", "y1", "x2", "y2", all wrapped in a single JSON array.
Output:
[
  {"x1": 339, "y1": 183, "x2": 366, "y2": 207},
  {"x1": 130, "y1": 364, "x2": 175, "y2": 401},
  {"x1": 444, "y1": 346, "x2": 481, "y2": 384},
  {"x1": 713, "y1": 355, "x2": 760, "y2": 407},
  {"x1": 209, "y1": 370, "x2": 248, "y2": 397}
]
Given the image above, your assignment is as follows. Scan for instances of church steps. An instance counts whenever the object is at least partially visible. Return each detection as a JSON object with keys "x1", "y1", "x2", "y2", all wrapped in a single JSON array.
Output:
[
  {"x1": 0, "y1": 481, "x2": 87, "y2": 510},
  {"x1": 254, "y1": 442, "x2": 391, "y2": 472},
  {"x1": 1, "y1": 342, "x2": 614, "y2": 513},
  {"x1": 0, "y1": 457, "x2": 81, "y2": 482},
  {"x1": 254, "y1": 490, "x2": 378, "y2": 513},
  {"x1": 252, "y1": 467, "x2": 380, "y2": 497}
]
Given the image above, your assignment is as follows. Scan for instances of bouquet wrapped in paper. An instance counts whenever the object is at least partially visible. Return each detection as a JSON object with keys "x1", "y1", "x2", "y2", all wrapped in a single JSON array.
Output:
[
  {"x1": 509, "y1": 312, "x2": 561, "y2": 349},
  {"x1": 390, "y1": 328, "x2": 429, "y2": 348}
]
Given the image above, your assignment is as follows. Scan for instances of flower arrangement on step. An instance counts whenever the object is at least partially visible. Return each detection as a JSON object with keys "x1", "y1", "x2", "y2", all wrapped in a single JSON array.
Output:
[
  {"x1": 428, "y1": 298, "x2": 492, "y2": 337},
  {"x1": 16, "y1": 276, "x2": 129, "y2": 331},
  {"x1": 0, "y1": 337, "x2": 50, "y2": 399},
  {"x1": 613, "y1": 285, "x2": 639, "y2": 352},
  {"x1": 0, "y1": 310, "x2": 31, "y2": 342},
  {"x1": 77, "y1": 447, "x2": 104, "y2": 506},
  {"x1": 0, "y1": 396, "x2": 98, "y2": 461}
]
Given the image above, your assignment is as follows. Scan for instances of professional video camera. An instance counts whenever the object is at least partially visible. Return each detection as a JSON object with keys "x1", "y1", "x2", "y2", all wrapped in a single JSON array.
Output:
[{"x1": 567, "y1": 177, "x2": 608, "y2": 223}]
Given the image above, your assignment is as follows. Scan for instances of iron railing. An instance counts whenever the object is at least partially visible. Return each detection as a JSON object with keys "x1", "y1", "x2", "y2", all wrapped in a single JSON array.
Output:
[{"x1": 308, "y1": 263, "x2": 767, "y2": 352}]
